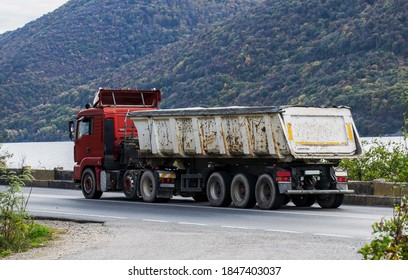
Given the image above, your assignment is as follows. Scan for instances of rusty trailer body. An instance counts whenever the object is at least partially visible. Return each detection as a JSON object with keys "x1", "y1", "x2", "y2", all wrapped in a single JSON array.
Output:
[
  {"x1": 71, "y1": 89, "x2": 363, "y2": 210},
  {"x1": 128, "y1": 106, "x2": 362, "y2": 161}
]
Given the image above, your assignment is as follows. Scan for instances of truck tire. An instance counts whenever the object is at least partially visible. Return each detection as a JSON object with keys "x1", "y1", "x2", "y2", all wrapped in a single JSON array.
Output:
[
  {"x1": 255, "y1": 174, "x2": 284, "y2": 210},
  {"x1": 230, "y1": 173, "x2": 256, "y2": 208},
  {"x1": 140, "y1": 170, "x2": 157, "y2": 203},
  {"x1": 81, "y1": 168, "x2": 102, "y2": 199},
  {"x1": 206, "y1": 172, "x2": 231, "y2": 207},
  {"x1": 123, "y1": 170, "x2": 138, "y2": 199},
  {"x1": 316, "y1": 194, "x2": 344, "y2": 208},
  {"x1": 291, "y1": 195, "x2": 316, "y2": 207}
]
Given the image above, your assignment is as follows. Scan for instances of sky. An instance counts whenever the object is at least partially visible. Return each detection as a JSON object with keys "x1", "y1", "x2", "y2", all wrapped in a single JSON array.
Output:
[{"x1": 0, "y1": 0, "x2": 69, "y2": 34}]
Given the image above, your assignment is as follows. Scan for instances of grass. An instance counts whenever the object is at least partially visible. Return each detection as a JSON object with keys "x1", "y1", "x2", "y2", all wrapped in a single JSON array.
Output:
[{"x1": 0, "y1": 221, "x2": 55, "y2": 258}]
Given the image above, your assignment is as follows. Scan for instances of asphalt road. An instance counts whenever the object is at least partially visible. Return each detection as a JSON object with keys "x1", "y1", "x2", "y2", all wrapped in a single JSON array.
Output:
[{"x1": 4, "y1": 186, "x2": 395, "y2": 259}]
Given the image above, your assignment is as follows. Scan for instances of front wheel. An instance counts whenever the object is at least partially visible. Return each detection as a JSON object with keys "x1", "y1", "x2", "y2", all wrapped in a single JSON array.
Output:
[
  {"x1": 81, "y1": 168, "x2": 102, "y2": 199},
  {"x1": 123, "y1": 170, "x2": 138, "y2": 199},
  {"x1": 255, "y1": 174, "x2": 284, "y2": 210}
]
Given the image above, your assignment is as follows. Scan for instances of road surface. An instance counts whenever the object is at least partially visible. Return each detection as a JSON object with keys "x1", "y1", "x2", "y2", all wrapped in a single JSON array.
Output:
[{"x1": 3, "y1": 186, "x2": 395, "y2": 259}]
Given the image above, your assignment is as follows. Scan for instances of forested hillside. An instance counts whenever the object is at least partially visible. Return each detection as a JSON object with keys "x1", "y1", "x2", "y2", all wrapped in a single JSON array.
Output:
[
  {"x1": 0, "y1": 0, "x2": 260, "y2": 141},
  {"x1": 100, "y1": 0, "x2": 407, "y2": 136},
  {"x1": 0, "y1": 0, "x2": 406, "y2": 141}
]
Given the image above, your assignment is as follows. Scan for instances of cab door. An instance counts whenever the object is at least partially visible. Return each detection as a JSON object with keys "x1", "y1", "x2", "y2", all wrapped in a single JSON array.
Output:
[
  {"x1": 74, "y1": 115, "x2": 104, "y2": 163},
  {"x1": 74, "y1": 116, "x2": 93, "y2": 163}
]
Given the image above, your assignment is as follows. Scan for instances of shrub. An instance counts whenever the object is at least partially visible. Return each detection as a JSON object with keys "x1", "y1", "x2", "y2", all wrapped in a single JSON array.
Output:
[
  {"x1": 339, "y1": 139, "x2": 408, "y2": 183},
  {"x1": 359, "y1": 195, "x2": 408, "y2": 260},
  {"x1": 0, "y1": 167, "x2": 52, "y2": 257}
]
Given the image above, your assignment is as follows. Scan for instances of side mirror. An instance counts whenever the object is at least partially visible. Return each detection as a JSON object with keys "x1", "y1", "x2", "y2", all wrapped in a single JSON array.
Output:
[{"x1": 68, "y1": 120, "x2": 75, "y2": 141}]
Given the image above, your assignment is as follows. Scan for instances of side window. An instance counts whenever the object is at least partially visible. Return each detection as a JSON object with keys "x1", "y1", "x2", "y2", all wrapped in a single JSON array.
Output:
[{"x1": 77, "y1": 118, "x2": 93, "y2": 139}]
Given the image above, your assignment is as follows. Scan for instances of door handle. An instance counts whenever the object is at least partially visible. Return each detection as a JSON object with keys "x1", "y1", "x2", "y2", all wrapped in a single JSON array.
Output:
[{"x1": 86, "y1": 147, "x2": 90, "y2": 154}]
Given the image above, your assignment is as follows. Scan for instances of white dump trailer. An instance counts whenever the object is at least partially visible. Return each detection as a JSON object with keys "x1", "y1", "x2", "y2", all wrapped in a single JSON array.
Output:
[
  {"x1": 130, "y1": 106, "x2": 361, "y2": 160},
  {"x1": 123, "y1": 106, "x2": 362, "y2": 209}
]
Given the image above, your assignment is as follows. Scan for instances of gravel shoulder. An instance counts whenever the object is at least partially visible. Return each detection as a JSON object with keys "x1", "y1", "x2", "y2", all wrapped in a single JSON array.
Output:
[
  {"x1": 4, "y1": 220, "x2": 111, "y2": 260},
  {"x1": 4, "y1": 219, "x2": 365, "y2": 260}
]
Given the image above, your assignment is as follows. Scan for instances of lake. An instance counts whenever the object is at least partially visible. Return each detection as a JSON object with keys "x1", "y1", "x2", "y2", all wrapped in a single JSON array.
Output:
[
  {"x1": 1, "y1": 141, "x2": 74, "y2": 171},
  {"x1": 0, "y1": 137, "x2": 406, "y2": 171}
]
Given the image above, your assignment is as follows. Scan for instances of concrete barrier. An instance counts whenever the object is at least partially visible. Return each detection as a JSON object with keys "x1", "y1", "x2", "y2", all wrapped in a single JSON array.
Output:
[
  {"x1": 0, "y1": 168, "x2": 76, "y2": 190},
  {"x1": 345, "y1": 181, "x2": 406, "y2": 207}
]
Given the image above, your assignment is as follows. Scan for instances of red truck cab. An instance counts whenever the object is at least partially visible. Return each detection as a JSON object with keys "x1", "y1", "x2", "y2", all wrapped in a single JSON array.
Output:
[{"x1": 69, "y1": 88, "x2": 161, "y2": 198}]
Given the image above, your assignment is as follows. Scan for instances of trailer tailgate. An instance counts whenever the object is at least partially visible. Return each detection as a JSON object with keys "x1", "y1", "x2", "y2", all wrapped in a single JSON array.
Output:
[{"x1": 281, "y1": 107, "x2": 362, "y2": 158}]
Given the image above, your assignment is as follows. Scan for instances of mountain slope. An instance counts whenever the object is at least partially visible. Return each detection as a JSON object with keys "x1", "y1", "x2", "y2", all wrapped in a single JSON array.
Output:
[
  {"x1": 1, "y1": 0, "x2": 407, "y2": 141},
  {"x1": 0, "y1": 0, "x2": 260, "y2": 141},
  {"x1": 101, "y1": 0, "x2": 407, "y2": 136}
]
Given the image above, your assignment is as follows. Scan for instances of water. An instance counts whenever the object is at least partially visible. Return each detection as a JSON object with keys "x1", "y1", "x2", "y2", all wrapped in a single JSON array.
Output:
[
  {"x1": 1, "y1": 141, "x2": 74, "y2": 171},
  {"x1": 360, "y1": 136, "x2": 407, "y2": 152},
  {"x1": 0, "y1": 137, "x2": 406, "y2": 171}
]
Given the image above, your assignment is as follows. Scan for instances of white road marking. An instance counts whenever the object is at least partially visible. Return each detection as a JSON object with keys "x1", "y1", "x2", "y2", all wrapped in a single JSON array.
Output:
[
  {"x1": 30, "y1": 210, "x2": 126, "y2": 220},
  {"x1": 26, "y1": 193, "x2": 79, "y2": 199},
  {"x1": 93, "y1": 199, "x2": 384, "y2": 221},
  {"x1": 264, "y1": 229, "x2": 302, "y2": 234},
  {"x1": 30, "y1": 210, "x2": 360, "y2": 240},
  {"x1": 313, "y1": 233, "x2": 352, "y2": 238},
  {"x1": 178, "y1": 222, "x2": 209, "y2": 226},
  {"x1": 142, "y1": 219, "x2": 168, "y2": 223},
  {"x1": 221, "y1": 226, "x2": 253, "y2": 230},
  {"x1": 27, "y1": 191, "x2": 390, "y2": 221},
  {"x1": 26, "y1": 191, "x2": 387, "y2": 241}
]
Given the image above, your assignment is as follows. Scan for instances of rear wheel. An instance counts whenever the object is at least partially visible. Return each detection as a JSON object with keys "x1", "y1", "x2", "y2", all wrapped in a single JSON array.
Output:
[
  {"x1": 292, "y1": 195, "x2": 316, "y2": 207},
  {"x1": 206, "y1": 172, "x2": 231, "y2": 207},
  {"x1": 316, "y1": 194, "x2": 344, "y2": 208},
  {"x1": 230, "y1": 173, "x2": 256, "y2": 208},
  {"x1": 81, "y1": 168, "x2": 102, "y2": 199},
  {"x1": 140, "y1": 171, "x2": 157, "y2": 203},
  {"x1": 123, "y1": 170, "x2": 138, "y2": 199},
  {"x1": 255, "y1": 174, "x2": 284, "y2": 210}
]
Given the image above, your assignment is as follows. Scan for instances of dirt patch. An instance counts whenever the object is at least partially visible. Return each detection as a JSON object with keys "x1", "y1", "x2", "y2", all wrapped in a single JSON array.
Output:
[{"x1": 3, "y1": 220, "x2": 110, "y2": 260}]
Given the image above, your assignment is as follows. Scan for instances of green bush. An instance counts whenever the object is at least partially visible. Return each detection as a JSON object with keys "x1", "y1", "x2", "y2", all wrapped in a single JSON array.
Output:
[
  {"x1": 339, "y1": 140, "x2": 408, "y2": 183},
  {"x1": 0, "y1": 167, "x2": 52, "y2": 257},
  {"x1": 359, "y1": 195, "x2": 408, "y2": 260}
]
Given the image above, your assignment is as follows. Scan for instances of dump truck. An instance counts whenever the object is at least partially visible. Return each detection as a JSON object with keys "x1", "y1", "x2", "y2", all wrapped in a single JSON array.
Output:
[{"x1": 69, "y1": 88, "x2": 363, "y2": 210}]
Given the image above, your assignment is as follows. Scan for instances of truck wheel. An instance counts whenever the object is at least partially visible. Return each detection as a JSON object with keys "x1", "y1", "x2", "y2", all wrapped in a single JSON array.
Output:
[
  {"x1": 291, "y1": 195, "x2": 316, "y2": 207},
  {"x1": 123, "y1": 170, "x2": 138, "y2": 199},
  {"x1": 81, "y1": 168, "x2": 102, "y2": 199},
  {"x1": 206, "y1": 172, "x2": 231, "y2": 207},
  {"x1": 255, "y1": 174, "x2": 284, "y2": 210},
  {"x1": 316, "y1": 194, "x2": 344, "y2": 208},
  {"x1": 140, "y1": 170, "x2": 157, "y2": 203},
  {"x1": 230, "y1": 173, "x2": 256, "y2": 208}
]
